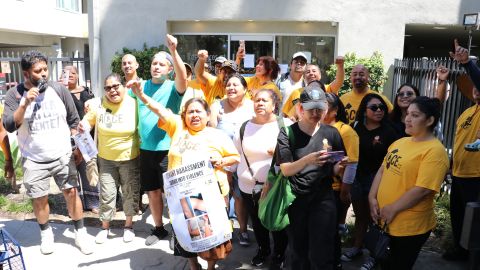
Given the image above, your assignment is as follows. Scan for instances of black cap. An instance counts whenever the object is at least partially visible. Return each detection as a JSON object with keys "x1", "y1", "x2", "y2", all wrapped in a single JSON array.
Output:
[{"x1": 300, "y1": 84, "x2": 327, "y2": 111}]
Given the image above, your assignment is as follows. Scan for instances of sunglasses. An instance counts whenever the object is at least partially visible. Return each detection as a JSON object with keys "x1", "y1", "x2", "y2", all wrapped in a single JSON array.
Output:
[
  {"x1": 104, "y1": 83, "x2": 121, "y2": 91},
  {"x1": 397, "y1": 91, "x2": 415, "y2": 98},
  {"x1": 367, "y1": 104, "x2": 387, "y2": 112},
  {"x1": 293, "y1": 59, "x2": 307, "y2": 66}
]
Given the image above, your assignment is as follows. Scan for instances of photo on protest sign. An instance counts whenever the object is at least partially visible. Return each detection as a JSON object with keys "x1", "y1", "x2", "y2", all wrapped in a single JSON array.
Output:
[{"x1": 163, "y1": 158, "x2": 232, "y2": 252}]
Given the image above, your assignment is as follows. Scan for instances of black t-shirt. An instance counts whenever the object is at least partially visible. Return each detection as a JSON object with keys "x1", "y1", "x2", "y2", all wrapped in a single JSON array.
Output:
[
  {"x1": 391, "y1": 120, "x2": 408, "y2": 138},
  {"x1": 71, "y1": 86, "x2": 95, "y2": 119},
  {"x1": 354, "y1": 122, "x2": 399, "y2": 176},
  {"x1": 276, "y1": 122, "x2": 345, "y2": 196}
]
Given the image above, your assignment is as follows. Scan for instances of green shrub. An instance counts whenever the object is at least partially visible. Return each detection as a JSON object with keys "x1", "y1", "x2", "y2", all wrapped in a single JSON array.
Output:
[
  {"x1": 326, "y1": 52, "x2": 388, "y2": 96},
  {"x1": 6, "y1": 199, "x2": 33, "y2": 213},
  {"x1": 0, "y1": 195, "x2": 7, "y2": 208},
  {"x1": 111, "y1": 43, "x2": 168, "y2": 81},
  {"x1": 0, "y1": 137, "x2": 23, "y2": 182}
]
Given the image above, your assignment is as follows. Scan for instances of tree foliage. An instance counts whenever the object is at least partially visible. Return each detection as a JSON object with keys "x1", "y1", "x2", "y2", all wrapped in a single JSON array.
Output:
[
  {"x1": 326, "y1": 52, "x2": 387, "y2": 96},
  {"x1": 110, "y1": 43, "x2": 168, "y2": 81}
]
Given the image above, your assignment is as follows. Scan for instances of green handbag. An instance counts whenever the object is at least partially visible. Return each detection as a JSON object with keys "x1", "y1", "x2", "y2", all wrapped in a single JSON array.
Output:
[{"x1": 258, "y1": 125, "x2": 296, "y2": 231}]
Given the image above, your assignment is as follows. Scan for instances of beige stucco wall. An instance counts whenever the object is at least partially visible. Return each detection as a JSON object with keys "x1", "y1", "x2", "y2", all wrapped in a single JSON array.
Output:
[
  {"x1": 0, "y1": 0, "x2": 88, "y2": 38},
  {"x1": 88, "y1": 0, "x2": 478, "y2": 95}
]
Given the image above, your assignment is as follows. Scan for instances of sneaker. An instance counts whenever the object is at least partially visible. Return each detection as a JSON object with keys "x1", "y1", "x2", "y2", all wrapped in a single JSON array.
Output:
[
  {"x1": 145, "y1": 226, "x2": 169, "y2": 246},
  {"x1": 465, "y1": 140, "x2": 480, "y2": 152},
  {"x1": 251, "y1": 249, "x2": 270, "y2": 267},
  {"x1": 360, "y1": 257, "x2": 376, "y2": 270},
  {"x1": 269, "y1": 254, "x2": 285, "y2": 270},
  {"x1": 123, "y1": 228, "x2": 135, "y2": 243},
  {"x1": 40, "y1": 227, "x2": 55, "y2": 255},
  {"x1": 237, "y1": 231, "x2": 250, "y2": 246},
  {"x1": 169, "y1": 235, "x2": 175, "y2": 251},
  {"x1": 75, "y1": 228, "x2": 94, "y2": 255},
  {"x1": 95, "y1": 229, "x2": 109, "y2": 244},
  {"x1": 340, "y1": 247, "x2": 363, "y2": 262}
]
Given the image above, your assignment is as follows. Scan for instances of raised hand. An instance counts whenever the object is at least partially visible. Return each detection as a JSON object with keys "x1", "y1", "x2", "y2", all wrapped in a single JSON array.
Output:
[
  {"x1": 166, "y1": 34, "x2": 178, "y2": 52},
  {"x1": 126, "y1": 80, "x2": 143, "y2": 97},
  {"x1": 22, "y1": 87, "x2": 39, "y2": 107},
  {"x1": 197, "y1": 50, "x2": 209, "y2": 61},
  {"x1": 449, "y1": 39, "x2": 469, "y2": 64},
  {"x1": 436, "y1": 65, "x2": 449, "y2": 81},
  {"x1": 335, "y1": 56, "x2": 345, "y2": 65}
]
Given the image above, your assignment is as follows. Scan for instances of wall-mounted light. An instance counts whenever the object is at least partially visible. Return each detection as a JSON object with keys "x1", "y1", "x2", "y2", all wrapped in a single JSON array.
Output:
[{"x1": 463, "y1": 13, "x2": 479, "y2": 26}]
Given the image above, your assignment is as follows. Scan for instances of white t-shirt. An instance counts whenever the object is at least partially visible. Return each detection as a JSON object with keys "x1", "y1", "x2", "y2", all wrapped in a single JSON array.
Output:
[
  {"x1": 278, "y1": 75, "x2": 303, "y2": 107},
  {"x1": 233, "y1": 118, "x2": 293, "y2": 194}
]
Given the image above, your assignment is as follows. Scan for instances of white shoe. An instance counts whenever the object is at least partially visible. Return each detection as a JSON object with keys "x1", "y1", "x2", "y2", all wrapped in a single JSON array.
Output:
[
  {"x1": 95, "y1": 229, "x2": 109, "y2": 244},
  {"x1": 75, "y1": 228, "x2": 94, "y2": 255},
  {"x1": 123, "y1": 228, "x2": 135, "y2": 243},
  {"x1": 40, "y1": 227, "x2": 54, "y2": 255}
]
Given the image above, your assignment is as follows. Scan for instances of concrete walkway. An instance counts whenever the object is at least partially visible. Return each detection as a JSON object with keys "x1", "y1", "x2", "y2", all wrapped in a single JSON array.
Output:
[{"x1": 0, "y1": 210, "x2": 469, "y2": 270}]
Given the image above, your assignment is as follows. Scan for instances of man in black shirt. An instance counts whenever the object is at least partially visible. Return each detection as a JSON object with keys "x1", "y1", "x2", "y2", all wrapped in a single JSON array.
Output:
[{"x1": 277, "y1": 83, "x2": 345, "y2": 269}]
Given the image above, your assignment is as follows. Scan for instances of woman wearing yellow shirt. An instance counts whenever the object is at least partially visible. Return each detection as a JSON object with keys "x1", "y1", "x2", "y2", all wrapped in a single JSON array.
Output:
[
  {"x1": 244, "y1": 56, "x2": 282, "y2": 100},
  {"x1": 369, "y1": 97, "x2": 449, "y2": 270},
  {"x1": 128, "y1": 79, "x2": 240, "y2": 270},
  {"x1": 79, "y1": 73, "x2": 140, "y2": 244}
]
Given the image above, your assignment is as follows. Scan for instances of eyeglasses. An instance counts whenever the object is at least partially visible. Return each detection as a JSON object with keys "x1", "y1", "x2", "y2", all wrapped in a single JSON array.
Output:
[
  {"x1": 104, "y1": 83, "x2": 121, "y2": 91},
  {"x1": 397, "y1": 91, "x2": 415, "y2": 98},
  {"x1": 367, "y1": 104, "x2": 387, "y2": 112}
]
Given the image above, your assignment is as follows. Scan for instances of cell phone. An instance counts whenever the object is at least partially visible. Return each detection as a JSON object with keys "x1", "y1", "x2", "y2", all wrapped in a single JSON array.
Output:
[
  {"x1": 328, "y1": 151, "x2": 345, "y2": 163},
  {"x1": 239, "y1": 40, "x2": 245, "y2": 53}
]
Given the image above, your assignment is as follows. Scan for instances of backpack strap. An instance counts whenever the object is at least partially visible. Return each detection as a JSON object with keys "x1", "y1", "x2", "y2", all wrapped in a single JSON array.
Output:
[{"x1": 239, "y1": 120, "x2": 256, "y2": 180}]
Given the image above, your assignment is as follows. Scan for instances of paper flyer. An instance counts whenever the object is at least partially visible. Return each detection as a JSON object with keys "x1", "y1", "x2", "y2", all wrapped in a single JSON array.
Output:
[{"x1": 163, "y1": 159, "x2": 232, "y2": 252}]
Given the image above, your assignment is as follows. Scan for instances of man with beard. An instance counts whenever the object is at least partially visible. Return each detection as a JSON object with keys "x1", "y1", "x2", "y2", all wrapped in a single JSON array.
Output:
[
  {"x1": 277, "y1": 52, "x2": 308, "y2": 107},
  {"x1": 2, "y1": 51, "x2": 93, "y2": 255},
  {"x1": 340, "y1": 64, "x2": 393, "y2": 124}
]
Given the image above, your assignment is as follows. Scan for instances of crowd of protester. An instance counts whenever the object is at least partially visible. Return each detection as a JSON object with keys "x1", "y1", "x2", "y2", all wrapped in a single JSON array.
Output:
[{"x1": 1, "y1": 35, "x2": 479, "y2": 270}]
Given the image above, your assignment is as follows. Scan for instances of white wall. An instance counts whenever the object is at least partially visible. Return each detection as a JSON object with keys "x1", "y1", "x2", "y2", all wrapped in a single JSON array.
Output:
[
  {"x1": 0, "y1": 0, "x2": 88, "y2": 38},
  {"x1": 89, "y1": 0, "x2": 477, "y2": 95}
]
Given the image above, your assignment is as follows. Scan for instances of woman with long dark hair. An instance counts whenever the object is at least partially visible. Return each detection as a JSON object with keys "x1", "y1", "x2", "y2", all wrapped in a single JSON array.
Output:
[{"x1": 341, "y1": 93, "x2": 399, "y2": 270}]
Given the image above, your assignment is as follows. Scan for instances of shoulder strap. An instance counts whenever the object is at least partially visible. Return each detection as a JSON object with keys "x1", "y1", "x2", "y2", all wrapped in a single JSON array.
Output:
[{"x1": 239, "y1": 120, "x2": 256, "y2": 180}]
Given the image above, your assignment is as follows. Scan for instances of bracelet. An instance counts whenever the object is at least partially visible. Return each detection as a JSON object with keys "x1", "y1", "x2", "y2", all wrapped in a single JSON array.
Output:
[{"x1": 144, "y1": 101, "x2": 150, "y2": 107}]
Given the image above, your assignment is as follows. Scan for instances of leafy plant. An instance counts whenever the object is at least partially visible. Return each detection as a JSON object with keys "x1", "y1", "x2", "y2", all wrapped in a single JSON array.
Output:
[
  {"x1": 6, "y1": 199, "x2": 33, "y2": 213},
  {"x1": 0, "y1": 136, "x2": 23, "y2": 181},
  {"x1": 0, "y1": 195, "x2": 7, "y2": 208},
  {"x1": 326, "y1": 52, "x2": 388, "y2": 96},
  {"x1": 111, "y1": 43, "x2": 168, "y2": 81}
]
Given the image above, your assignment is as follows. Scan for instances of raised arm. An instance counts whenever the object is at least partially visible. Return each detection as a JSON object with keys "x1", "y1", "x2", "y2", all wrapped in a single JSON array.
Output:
[
  {"x1": 329, "y1": 56, "x2": 345, "y2": 94},
  {"x1": 166, "y1": 34, "x2": 187, "y2": 95},
  {"x1": 449, "y1": 39, "x2": 480, "y2": 90},
  {"x1": 127, "y1": 80, "x2": 172, "y2": 122},
  {"x1": 195, "y1": 50, "x2": 215, "y2": 85},
  {"x1": 435, "y1": 65, "x2": 449, "y2": 104}
]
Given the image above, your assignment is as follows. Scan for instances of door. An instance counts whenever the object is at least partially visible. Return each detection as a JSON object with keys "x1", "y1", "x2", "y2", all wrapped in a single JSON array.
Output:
[{"x1": 230, "y1": 35, "x2": 274, "y2": 76}]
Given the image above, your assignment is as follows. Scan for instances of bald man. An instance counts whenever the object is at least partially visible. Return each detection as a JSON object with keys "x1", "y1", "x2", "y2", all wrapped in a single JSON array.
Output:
[
  {"x1": 121, "y1": 54, "x2": 141, "y2": 83},
  {"x1": 340, "y1": 65, "x2": 393, "y2": 124}
]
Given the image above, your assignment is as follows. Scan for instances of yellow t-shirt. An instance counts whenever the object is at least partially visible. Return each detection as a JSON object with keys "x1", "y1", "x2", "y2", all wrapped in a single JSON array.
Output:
[
  {"x1": 378, "y1": 137, "x2": 449, "y2": 236},
  {"x1": 332, "y1": 121, "x2": 360, "y2": 191},
  {"x1": 453, "y1": 104, "x2": 480, "y2": 177},
  {"x1": 188, "y1": 78, "x2": 204, "y2": 91},
  {"x1": 203, "y1": 76, "x2": 225, "y2": 106},
  {"x1": 340, "y1": 89, "x2": 394, "y2": 124},
  {"x1": 83, "y1": 96, "x2": 140, "y2": 161},
  {"x1": 0, "y1": 103, "x2": 4, "y2": 116},
  {"x1": 245, "y1": 76, "x2": 282, "y2": 101},
  {"x1": 158, "y1": 115, "x2": 240, "y2": 196},
  {"x1": 282, "y1": 84, "x2": 333, "y2": 117}
]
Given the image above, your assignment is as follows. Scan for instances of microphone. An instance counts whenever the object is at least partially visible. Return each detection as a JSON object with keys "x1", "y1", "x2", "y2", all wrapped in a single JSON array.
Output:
[{"x1": 37, "y1": 79, "x2": 48, "y2": 93}]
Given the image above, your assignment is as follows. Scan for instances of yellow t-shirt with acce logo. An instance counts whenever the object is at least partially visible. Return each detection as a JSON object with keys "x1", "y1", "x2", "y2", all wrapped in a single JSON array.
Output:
[
  {"x1": 340, "y1": 89, "x2": 393, "y2": 125},
  {"x1": 378, "y1": 137, "x2": 449, "y2": 237},
  {"x1": 453, "y1": 105, "x2": 480, "y2": 177}
]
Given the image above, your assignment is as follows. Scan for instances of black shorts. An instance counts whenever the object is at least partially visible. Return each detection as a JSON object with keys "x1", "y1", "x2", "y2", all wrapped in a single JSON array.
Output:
[{"x1": 140, "y1": 149, "x2": 169, "y2": 192}]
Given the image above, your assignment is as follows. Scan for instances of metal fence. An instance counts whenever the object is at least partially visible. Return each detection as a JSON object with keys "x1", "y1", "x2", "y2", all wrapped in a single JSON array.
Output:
[
  {"x1": 391, "y1": 57, "x2": 475, "y2": 150},
  {"x1": 0, "y1": 51, "x2": 90, "y2": 93}
]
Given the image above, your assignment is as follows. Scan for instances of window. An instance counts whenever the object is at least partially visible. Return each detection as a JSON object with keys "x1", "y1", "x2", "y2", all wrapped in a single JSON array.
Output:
[
  {"x1": 275, "y1": 36, "x2": 335, "y2": 77},
  {"x1": 176, "y1": 35, "x2": 228, "y2": 67},
  {"x1": 56, "y1": 0, "x2": 80, "y2": 12}
]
